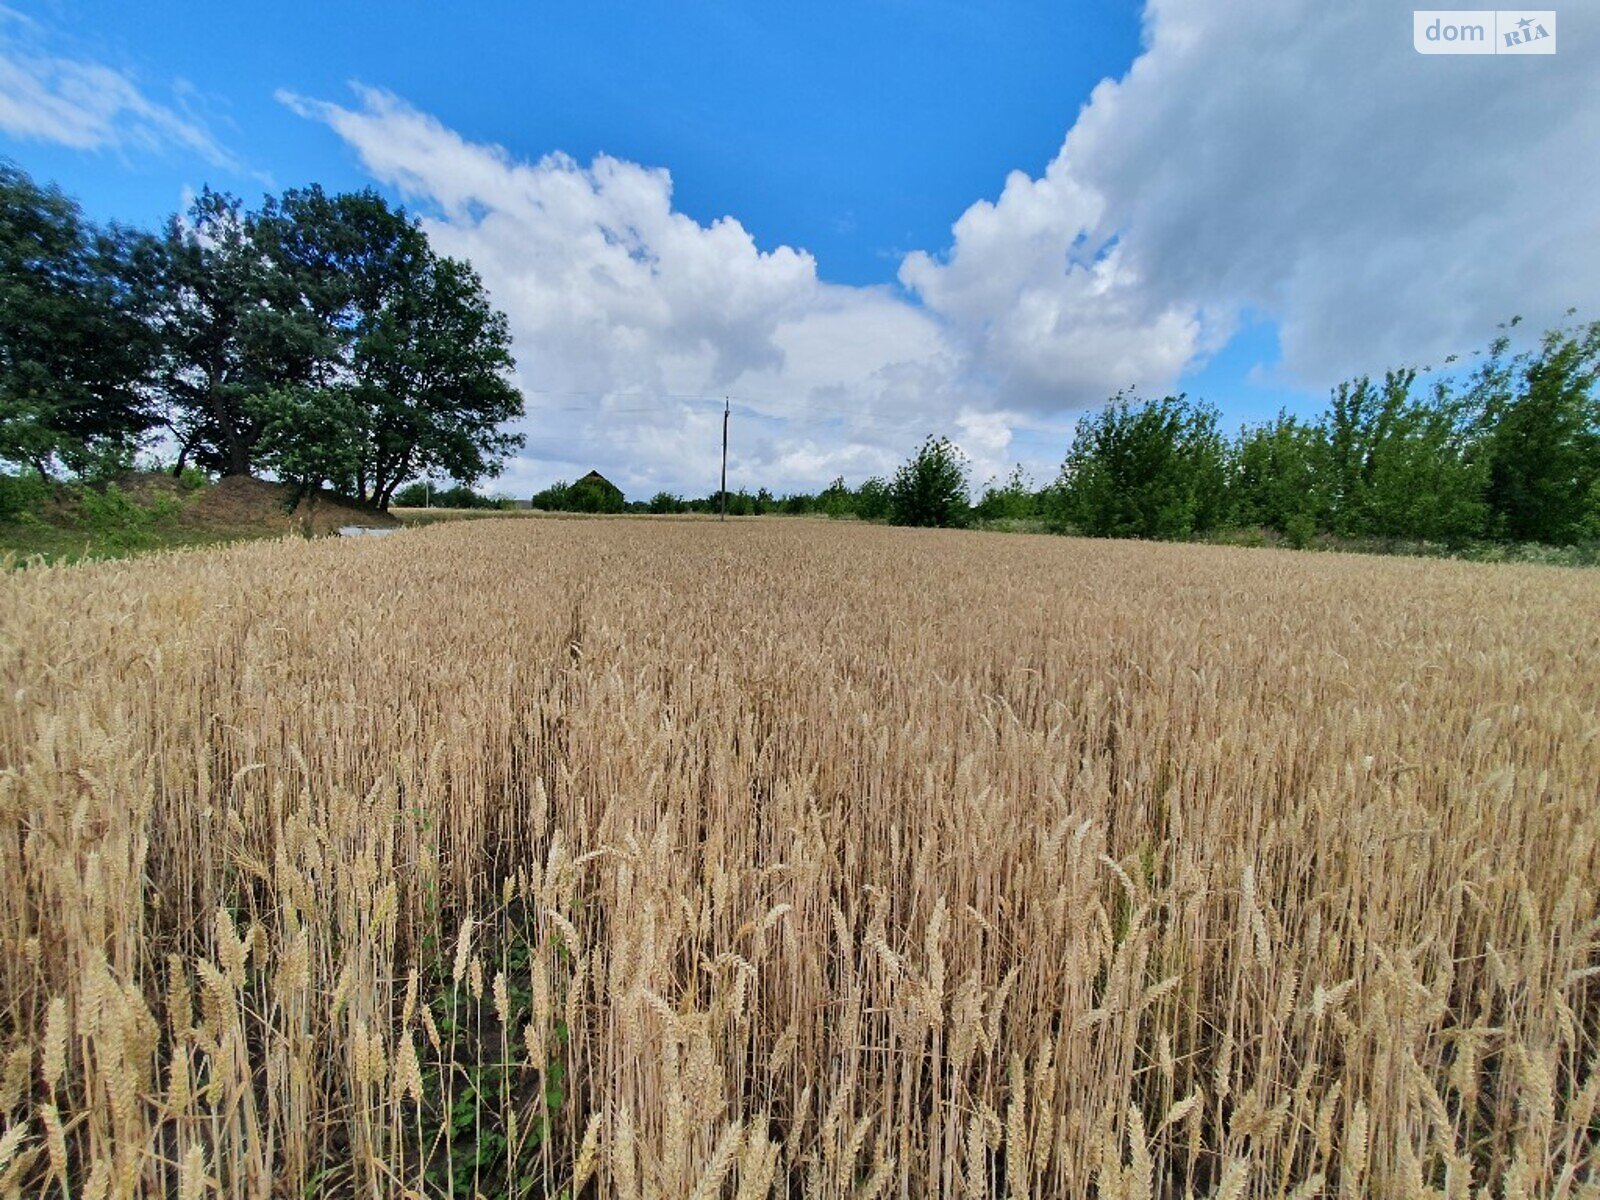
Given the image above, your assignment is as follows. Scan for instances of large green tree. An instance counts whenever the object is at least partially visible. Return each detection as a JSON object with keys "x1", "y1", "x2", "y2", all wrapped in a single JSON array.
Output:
[
  {"x1": 1318, "y1": 370, "x2": 1487, "y2": 542},
  {"x1": 1231, "y1": 413, "x2": 1326, "y2": 543},
  {"x1": 1364, "y1": 378, "x2": 1487, "y2": 543},
  {"x1": 156, "y1": 184, "x2": 523, "y2": 503},
  {"x1": 0, "y1": 162, "x2": 159, "y2": 476},
  {"x1": 249, "y1": 187, "x2": 522, "y2": 507},
  {"x1": 344, "y1": 252, "x2": 523, "y2": 509}
]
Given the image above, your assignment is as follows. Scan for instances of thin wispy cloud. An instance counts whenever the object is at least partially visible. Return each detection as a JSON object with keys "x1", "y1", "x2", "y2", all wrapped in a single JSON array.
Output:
[{"x1": 0, "y1": 8, "x2": 237, "y2": 169}]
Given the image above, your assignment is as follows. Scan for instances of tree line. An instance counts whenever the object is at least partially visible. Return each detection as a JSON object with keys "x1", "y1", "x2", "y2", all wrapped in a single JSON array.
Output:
[
  {"x1": 617, "y1": 316, "x2": 1595, "y2": 549},
  {"x1": 10, "y1": 153, "x2": 1590, "y2": 549},
  {"x1": 1, "y1": 161, "x2": 523, "y2": 509},
  {"x1": 1049, "y1": 317, "x2": 1599, "y2": 547}
]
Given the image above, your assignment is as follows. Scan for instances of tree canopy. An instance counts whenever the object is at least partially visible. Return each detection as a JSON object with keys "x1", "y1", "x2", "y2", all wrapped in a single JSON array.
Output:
[
  {"x1": 0, "y1": 163, "x2": 160, "y2": 477},
  {"x1": 890, "y1": 435, "x2": 970, "y2": 527},
  {"x1": 1050, "y1": 393, "x2": 1228, "y2": 539},
  {"x1": 248, "y1": 188, "x2": 523, "y2": 507},
  {"x1": 0, "y1": 163, "x2": 524, "y2": 506}
]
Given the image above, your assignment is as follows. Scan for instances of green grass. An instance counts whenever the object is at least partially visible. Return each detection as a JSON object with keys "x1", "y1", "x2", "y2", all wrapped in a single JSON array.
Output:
[
  {"x1": 1198, "y1": 524, "x2": 1600, "y2": 567},
  {"x1": 0, "y1": 518, "x2": 263, "y2": 566}
]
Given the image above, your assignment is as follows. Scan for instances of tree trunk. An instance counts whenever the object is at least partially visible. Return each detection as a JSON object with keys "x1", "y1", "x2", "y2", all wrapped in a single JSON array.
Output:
[
  {"x1": 224, "y1": 436, "x2": 251, "y2": 477},
  {"x1": 374, "y1": 452, "x2": 413, "y2": 515},
  {"x1": 203, "y1": 367, "x2": 253, "y2": 477}
]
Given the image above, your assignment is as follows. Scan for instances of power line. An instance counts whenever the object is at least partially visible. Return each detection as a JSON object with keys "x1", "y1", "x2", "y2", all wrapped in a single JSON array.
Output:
[{"x1": 522, "y1": 391, "x2": 873, "y2": 422}]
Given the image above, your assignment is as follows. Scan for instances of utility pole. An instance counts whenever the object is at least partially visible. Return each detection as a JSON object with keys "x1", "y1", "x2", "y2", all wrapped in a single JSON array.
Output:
[{"x1": 719, "y1": 397, "x2": 729, "y2": 522}]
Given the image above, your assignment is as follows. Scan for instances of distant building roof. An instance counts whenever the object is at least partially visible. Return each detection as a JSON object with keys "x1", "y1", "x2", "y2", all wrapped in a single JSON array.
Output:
[{"x1": 576, "y1": 470, "x2": 621, "y2": 493}]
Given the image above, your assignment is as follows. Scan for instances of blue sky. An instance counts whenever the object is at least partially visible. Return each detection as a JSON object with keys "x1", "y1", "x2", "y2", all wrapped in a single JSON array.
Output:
[
  {"x1": 13, "y1": 0, "x2": 1142, "y2": 284},
  {"x1": 3, "y1": 0, "x2": 1595, "y2": 497}
]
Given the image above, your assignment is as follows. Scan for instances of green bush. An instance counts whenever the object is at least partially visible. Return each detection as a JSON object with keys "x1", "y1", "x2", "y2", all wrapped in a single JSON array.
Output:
[
  {"x1": 1283, "y1": 511, "x2": 1317, "y2": 550},
  {"x1": 647, "y1": 491, "x2": 685, "y2": 514},
  {"x1": 74, "y1": 441, "x2": 139, "y2": 484},
  {"x1": 0, "y1": 473, "x2": 49, "y2": 522},
  {"x1": 79, "y1": 483, "x2": 152, "y2": 532},
  {"x1": 67, "y1": 482, "x2": 182, "y2": 553},
  {"x1": 855, "y1": 477, "x2": 892, "y2": 521},
  {"x1": 780, "y1": 492, "x2": 815, "y2": 515},
  {"x1": 176, "y1": 466, "x2": 210, "y2": 492},
  {"x1": 973, "y1": 465, "x2": 1040, "y2": 522}
]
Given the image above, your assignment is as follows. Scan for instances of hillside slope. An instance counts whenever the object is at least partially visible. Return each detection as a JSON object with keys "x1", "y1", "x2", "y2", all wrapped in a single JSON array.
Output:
[{"x1": 0, "y1": 473, "x2": 398, "y2": 564}]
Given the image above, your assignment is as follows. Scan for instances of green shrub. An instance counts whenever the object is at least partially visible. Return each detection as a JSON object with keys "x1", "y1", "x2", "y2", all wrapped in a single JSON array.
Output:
[
  {"x1": 889, "y1": 437, "x2": 970, "y2": 528},
  {"x1": 780, "y1": 492, "x2": 815, "y2": 515},
  {"x1": 1284, "y1": 511, "x2": 1317, "y2": 550},
  {"x1": 1051, "y1": 393, "x2": 1229, "y2": 540},
  {"x1": 647, "y1": 491, "x2": 685, "y2": 514},
  {"x1": 855, "y1": 477, "x2": 892, "y2": 521},
  {"x1": 176, "y1": 466, "x2": 210, "y2": 492},
  {"x1": 79, "y1": 483, "x2": 152, "y2": 532},
  {"x1": 0, "y1": 473, "x2": 49, "y2": 522},
  {"x1": 973, "y1": 466, "x2": 1040, "y2": 522}
]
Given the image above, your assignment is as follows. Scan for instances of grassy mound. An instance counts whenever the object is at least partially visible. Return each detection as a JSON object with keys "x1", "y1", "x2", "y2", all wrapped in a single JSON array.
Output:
[{"x1": 0, "y1": 472, "x2": 397, "y2": 564}]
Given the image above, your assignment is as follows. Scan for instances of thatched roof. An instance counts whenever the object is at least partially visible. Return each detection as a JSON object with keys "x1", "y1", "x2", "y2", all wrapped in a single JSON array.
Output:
[{"x1": 576, "y1": 470, "x2": 621, "y2": 493}]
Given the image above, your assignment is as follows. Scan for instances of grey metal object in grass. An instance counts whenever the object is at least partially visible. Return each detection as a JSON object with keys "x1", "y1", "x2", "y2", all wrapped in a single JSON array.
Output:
[{"x1": 338, "y1": 525, "x2": 400, "y2": 538}]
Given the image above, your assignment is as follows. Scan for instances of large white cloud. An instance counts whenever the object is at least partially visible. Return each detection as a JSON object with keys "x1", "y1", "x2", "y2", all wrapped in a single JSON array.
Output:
[
  {"x1": 283, "y1": 0, "x2": 1599, "y2": 497},
  {"x1": 907, "y1": 0, "x2": 1600, "y2": 389},
  {"x1": 898, "y1": 162, "x2": 1207, "y2": 407},
  {"x1": 0, "y1": 8, "x2": 234, "y2": 167},
  {"x1": 280, "y1": 85, "x2": 1002, "y2": 497}
]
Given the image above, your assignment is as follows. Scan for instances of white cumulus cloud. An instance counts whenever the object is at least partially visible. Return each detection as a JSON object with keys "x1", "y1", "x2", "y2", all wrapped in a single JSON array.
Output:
[
  {"x1": 284, "y1": 0, "x2": 1600, "y2": 497},
  {"x1": 908, "y1": 0, "x2": 1600, "y2": 390},
  {"x1": 280, "y1": 85, "x2": 983, "y2": 497}
]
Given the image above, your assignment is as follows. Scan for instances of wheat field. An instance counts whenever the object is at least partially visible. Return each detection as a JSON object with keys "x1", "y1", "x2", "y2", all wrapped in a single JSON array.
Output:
[{"x1": 1, "y1": 519, "x2": 1597, "y2": 1198}]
